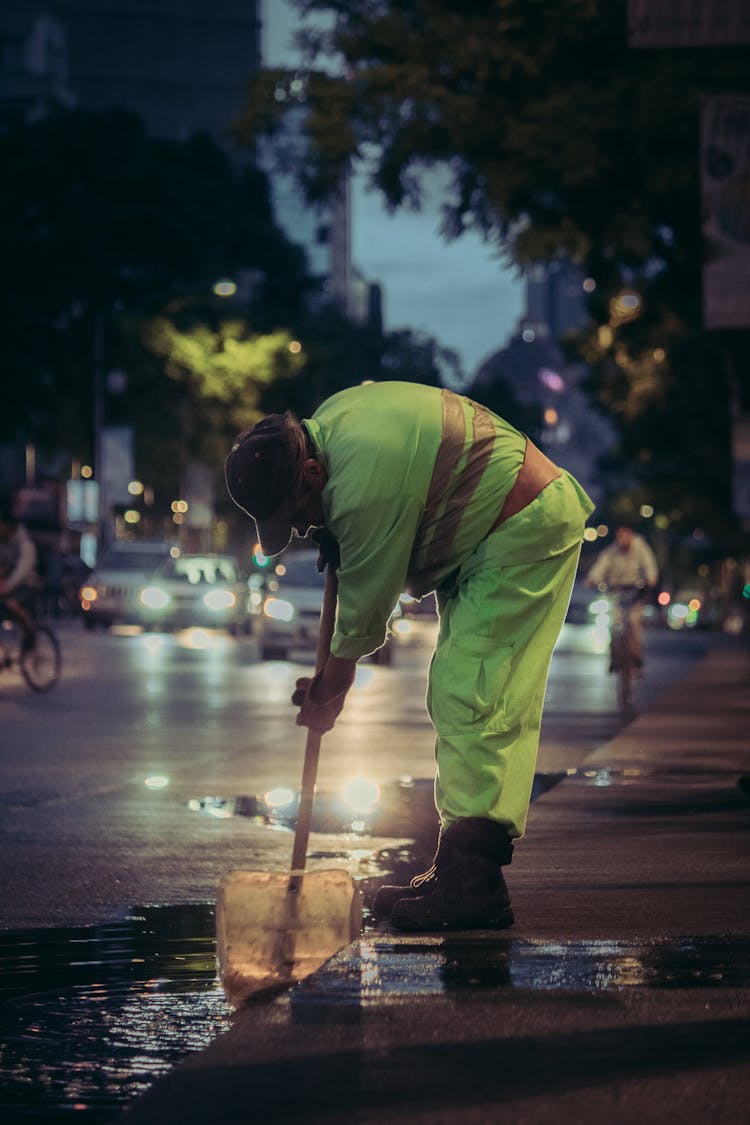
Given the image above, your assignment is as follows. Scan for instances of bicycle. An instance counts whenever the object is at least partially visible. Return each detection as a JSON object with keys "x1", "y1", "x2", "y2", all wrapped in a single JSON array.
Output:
[
  {"x1": 0, "y1": 601, "x2": 61, "y2": 692},
  {"x1": 602, "y1": 584, "x2": 645, "y2": 712}
]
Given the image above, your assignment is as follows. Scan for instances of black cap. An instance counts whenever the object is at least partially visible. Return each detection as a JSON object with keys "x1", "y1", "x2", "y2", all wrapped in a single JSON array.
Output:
[{"x1": 224, "y1": 415, "x2": 295, "y2": 556}]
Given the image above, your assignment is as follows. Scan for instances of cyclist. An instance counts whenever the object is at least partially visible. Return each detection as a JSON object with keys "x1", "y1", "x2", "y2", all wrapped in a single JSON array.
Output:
[
  {"x1": 0, "y1": 501, "x2": 42, "y2": 649},
  {"x1": 585, "y1": 523, "x2": 658, "y2": 671}
]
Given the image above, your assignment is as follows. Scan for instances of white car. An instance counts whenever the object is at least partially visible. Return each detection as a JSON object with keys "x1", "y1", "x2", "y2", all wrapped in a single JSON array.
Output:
[
  {"x1": 136, "y1": 553, "x2": 251, "y2": 634},
  {"x1": 80, "y1": 541, "x2": 174, "y2": 630}
]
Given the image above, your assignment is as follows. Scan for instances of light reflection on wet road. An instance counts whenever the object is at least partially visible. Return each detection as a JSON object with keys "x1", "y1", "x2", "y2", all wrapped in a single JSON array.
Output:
[{"x1": 2, "y1": 906, "x2": 748, "y2": 1123}]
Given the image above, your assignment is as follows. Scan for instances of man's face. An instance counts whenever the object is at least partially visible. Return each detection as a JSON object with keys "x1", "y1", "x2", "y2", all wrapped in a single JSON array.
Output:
[
  {"x1": 289, "y1": 459, "x2": 327, "y2": 537},
  {"x1": 290, "y1": 484, "x2": 325, "y2": 537},
  {"x1": 615, "y1": 527, "x2": 634, "y2": 550}
]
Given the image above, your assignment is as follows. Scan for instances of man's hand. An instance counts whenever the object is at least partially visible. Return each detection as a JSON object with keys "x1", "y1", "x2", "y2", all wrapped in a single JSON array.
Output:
[
  {"x1": 292, "y1": 673, "x2": 347, "y2": 732},
  {"x1": 291, "y1": 653, "x2": 356, "y2": 732},
  {"x1": 310, "y1": 527, "x2": 340, "y2": 573}
]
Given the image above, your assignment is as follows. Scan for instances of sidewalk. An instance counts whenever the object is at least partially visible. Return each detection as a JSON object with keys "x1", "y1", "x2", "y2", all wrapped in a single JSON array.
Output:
[{"x1": 123, "y1": 640, "x2": 750, "y2": 1125}]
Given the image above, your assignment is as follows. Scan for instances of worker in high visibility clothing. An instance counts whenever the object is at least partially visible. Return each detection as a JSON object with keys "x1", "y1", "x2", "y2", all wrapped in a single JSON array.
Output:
[{"x1": 225, "y1": 381, "x2": 594, "y2": 932}]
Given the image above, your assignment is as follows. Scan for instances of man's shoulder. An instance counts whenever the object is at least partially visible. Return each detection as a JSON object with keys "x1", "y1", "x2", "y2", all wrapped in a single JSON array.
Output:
[{"x1": 312, "y1": 382, "x2": 443, "y2": 453}]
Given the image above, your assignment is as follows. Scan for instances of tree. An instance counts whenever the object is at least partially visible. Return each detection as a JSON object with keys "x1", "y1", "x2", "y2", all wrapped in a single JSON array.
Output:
[
  {"x1": 381, "y1": 328, "x2": 461, "y2": 388},
  {"x1": 236, "y1": 0, "x2": 750, "y2": 550}
]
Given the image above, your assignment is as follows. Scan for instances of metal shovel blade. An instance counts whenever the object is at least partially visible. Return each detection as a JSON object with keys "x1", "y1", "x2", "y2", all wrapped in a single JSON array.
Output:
[{"x1": 216, "y1": 867, "x2": 362, "y2": 1007}]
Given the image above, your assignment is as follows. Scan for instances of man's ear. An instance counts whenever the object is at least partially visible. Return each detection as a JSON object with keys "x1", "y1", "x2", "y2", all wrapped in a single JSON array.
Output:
[{"x1": 301, "y1": 457, "x2": 326, "y2": 490}]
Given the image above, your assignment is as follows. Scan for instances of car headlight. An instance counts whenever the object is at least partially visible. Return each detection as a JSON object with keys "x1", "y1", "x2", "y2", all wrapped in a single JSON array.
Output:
[
  {"x1": 140, "y1": 586, "x2": 171, "y2": 610},
  {"x1": 263, "y1": 597, "x2": 295, "y2": 623},
  {"x1": 203, "y1": 589, "x2": 236, "y2": 611}
]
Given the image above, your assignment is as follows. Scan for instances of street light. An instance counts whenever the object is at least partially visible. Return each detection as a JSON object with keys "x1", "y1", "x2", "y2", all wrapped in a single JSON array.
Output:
[
  {"x1": 213, "y1": 278, "x2": 237, "y2": 297},
  {"x1": 610, "y1": 290, "x2": 642, "y2": 325}
]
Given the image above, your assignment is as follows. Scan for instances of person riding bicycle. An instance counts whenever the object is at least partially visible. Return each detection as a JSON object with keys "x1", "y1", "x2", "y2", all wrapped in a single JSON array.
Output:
[
  {"x1": 0, "y1": 501, "x2": 42, "y2": 649},
  {"x1": 585, "y1": 523, "x2": 658, "y2": 670}
]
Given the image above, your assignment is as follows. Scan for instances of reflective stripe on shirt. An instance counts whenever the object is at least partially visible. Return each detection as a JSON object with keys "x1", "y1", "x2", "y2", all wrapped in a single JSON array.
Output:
[{"x1": 410, "y1": 390, "x2": 504, "y2": 592}]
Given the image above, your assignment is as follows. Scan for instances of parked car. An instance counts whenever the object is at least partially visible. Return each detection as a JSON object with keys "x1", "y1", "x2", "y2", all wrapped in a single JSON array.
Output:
[
  {"x1": 256, "y1": 547, "x2": 399, "y2": 662},
  {"x1": 79, "y1": 541, "x2": 174, "y2": 630},
  {"x1": 136, "y1": 553, "x2": 251, "y2": 634}
]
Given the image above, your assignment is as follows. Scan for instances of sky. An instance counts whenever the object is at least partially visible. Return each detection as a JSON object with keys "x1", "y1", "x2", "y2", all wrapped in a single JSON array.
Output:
[{"x1": 260, "y1": 1, "x2": 525, "y2": 381}]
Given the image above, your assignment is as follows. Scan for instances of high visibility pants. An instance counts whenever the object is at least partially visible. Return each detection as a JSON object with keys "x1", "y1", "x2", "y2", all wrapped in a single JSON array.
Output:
[{"x1": 427, "y1": 472, "x2": 594, "y2": 839}]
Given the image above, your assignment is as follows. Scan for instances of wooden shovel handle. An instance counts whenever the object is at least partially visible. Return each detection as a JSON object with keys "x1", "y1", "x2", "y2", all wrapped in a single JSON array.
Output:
[
  {"x1": 313, "y1": 566, "x2": 338, "y2": 678},
  {"x1": 289, "y1": 566, "x2": 338, "y2": 880}
]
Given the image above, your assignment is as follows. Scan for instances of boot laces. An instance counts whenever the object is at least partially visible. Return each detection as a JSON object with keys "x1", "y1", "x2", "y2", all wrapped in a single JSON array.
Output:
[{"x1": 409, "y1": 863, "x2": 437, "y2": 889}]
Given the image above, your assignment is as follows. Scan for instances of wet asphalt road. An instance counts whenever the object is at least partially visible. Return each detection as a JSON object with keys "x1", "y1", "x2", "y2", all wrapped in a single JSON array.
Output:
[
  {"x1": 0, "y1": 614, "x2": 707, "y2": 930},
  {"x1": 0, "y1": 616, "x2": 728, "y2": 1124}
]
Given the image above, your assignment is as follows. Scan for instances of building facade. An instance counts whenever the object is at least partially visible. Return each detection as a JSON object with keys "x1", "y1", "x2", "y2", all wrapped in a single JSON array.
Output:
[{"x1": 2, "y1": 0, "x2": 261, "y2": 142}]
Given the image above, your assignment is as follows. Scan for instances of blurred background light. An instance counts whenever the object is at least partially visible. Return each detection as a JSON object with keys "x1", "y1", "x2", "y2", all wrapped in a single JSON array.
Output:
[
  {"x1": 341, "y1": 777, "x2": 381, "y2": 814},
  {"x1": 144, "y1": 775, "x2": 169, "y2": 789}
]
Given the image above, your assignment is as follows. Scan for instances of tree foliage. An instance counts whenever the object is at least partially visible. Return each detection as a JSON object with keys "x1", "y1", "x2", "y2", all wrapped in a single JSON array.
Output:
[
  {"x1": 237, "y1": 0, "x2": 750, "y2": 550},
  {"x1": 237, "y1": 0, "x2": 741, "y2": 267}
]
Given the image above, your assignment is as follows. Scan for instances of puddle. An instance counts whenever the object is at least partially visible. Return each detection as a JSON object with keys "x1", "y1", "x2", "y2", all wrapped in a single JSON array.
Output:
[
  {"x1": 297, "y1": 934, "x2": 750, "y2": 1002},
  {"x1": 2, "y1": 910, "x2": 749, "y2": 1121},
  {"x1": 0, "y1": 905, "x2": 230, "y2": 1122},
  {"x1": 185, "y1": 767, "x2": 745, "y2": 839},
  {"x1": 188, "y1": 776, "x2": 441, "y2": 838},
  {"x1": 186, "y1": 771, "x2": 565, "y2": 839},
  {"x1": 2, "y1": 766, "x2": 745, "y2": 1120}
]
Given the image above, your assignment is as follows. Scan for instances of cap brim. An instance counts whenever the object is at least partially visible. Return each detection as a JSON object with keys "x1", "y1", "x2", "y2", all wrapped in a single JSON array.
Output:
[{"x1": 255, "y1": 498, "x2": 293, "y2": 557}]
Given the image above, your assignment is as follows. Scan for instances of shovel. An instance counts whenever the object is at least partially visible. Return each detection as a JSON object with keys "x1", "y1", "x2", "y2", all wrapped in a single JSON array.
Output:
[{"x1": 216, "y1": 566, "x2": 362, "y2": 1007}]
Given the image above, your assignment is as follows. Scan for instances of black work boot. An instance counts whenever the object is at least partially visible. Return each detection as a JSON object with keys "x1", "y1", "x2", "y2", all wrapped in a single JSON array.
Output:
[
  {"x1": 375, "y1": 818, "x2": 514, "y2": 930},
  {"x1": 372, "y1": 860, "x2": 440, "y2": 919}
]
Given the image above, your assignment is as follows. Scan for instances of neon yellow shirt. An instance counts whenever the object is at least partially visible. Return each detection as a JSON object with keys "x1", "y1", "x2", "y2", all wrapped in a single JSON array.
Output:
[{"x1": 304, "y1": 381, "x2": 527, "y2": 659}]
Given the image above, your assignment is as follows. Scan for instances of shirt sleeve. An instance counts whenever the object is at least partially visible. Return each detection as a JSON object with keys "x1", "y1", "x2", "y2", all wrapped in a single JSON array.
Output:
[{"x1": 327, "y1": 493, "x2": 423, "y2": 660}]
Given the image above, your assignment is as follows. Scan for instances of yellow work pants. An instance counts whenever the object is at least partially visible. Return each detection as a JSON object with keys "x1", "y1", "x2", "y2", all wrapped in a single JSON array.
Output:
[{"x1": 427, "y1": 472, "x2": 593, "y2": 839}]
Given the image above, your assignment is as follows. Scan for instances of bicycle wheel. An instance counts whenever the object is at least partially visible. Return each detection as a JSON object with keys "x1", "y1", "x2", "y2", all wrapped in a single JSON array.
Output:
[{"x1": 20, "y1": 625, "x2": 61, "y2": 692}]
